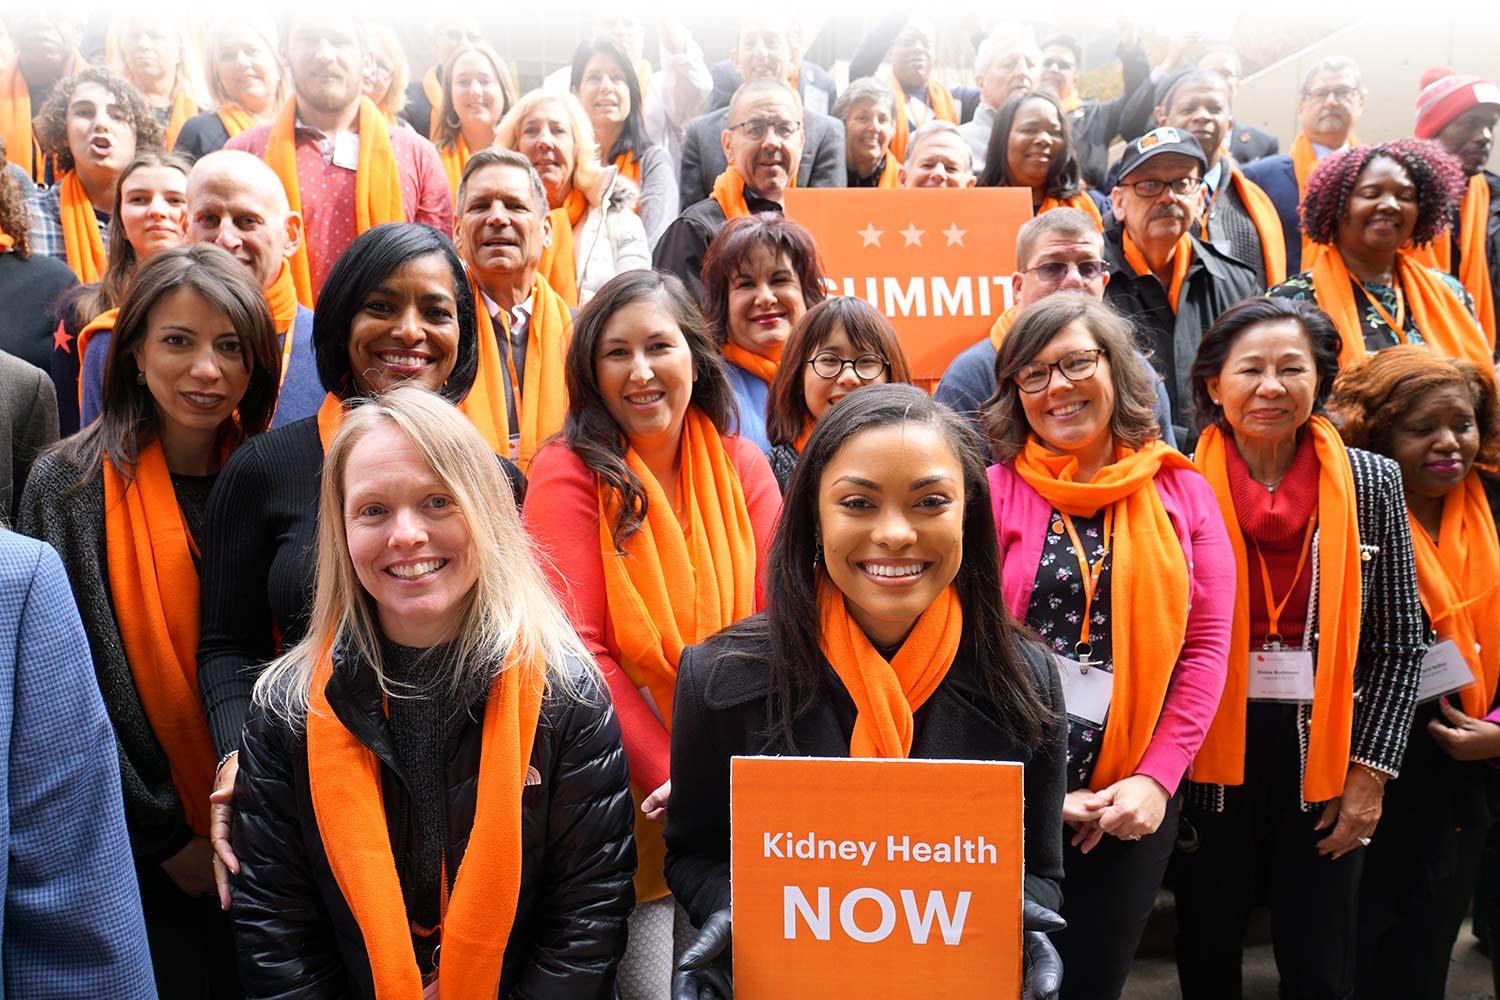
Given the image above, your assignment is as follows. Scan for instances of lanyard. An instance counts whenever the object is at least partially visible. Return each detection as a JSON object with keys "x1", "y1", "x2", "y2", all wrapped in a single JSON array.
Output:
[
  {"x1": 1252, "y1": 518, "x2": 1316, "y2": 649},
  {"x1": 1358, "y1": 280, "x2": 1407, "y2": 343},
  {"x1": 1059, "y1": 506, "x2": 1115, "y2": 669}
]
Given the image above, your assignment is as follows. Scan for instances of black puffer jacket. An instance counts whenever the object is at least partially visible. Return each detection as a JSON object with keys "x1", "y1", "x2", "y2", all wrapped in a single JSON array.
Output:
[{"x1": 230, "y1": 647, "x2": 636, "y2": 999}]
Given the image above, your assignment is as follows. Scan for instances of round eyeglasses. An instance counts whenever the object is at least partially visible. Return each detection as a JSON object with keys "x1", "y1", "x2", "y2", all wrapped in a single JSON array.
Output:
[
  {"x1": 808, "y1": 352, "x2": 889, "y2": 381},
  {"x1": 1012, "y1": 348, "x2": 1107, "y2": 393}
]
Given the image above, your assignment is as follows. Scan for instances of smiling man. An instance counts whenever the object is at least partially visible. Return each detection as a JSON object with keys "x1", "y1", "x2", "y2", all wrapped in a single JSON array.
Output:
[
  {"x1": 898, "y1": 121, "x2": 976, "y2": 188},
  {"x1": 1104, "y1": 126, "x2": 1258, "y2": 446},
  {"x1": 654, "y1": 78, "x2": 804, "y2": 300},
  {"x1": 960, "y1": 26, "x2": 1042, "y2": 174}
]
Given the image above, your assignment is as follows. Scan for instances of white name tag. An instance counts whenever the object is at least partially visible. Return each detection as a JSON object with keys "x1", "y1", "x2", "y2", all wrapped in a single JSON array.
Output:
[
  {"x1": 1055, "y1": 654, "x2": 1112, "y2": 727},
  {"x1": 1248, "y1": 649, "x2": 1315, "y2": 702},
  {"x1": 1416, "y1": 639, "x2": 1476, "y2": 704},
  {"x1": 332, "y1": 130, "x2": 360, "y2": 170}
]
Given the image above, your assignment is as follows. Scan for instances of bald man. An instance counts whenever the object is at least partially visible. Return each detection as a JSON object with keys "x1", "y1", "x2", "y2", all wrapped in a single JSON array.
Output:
[{"x1": 80, "y1": 151, "x2": 323, "y2": 427}]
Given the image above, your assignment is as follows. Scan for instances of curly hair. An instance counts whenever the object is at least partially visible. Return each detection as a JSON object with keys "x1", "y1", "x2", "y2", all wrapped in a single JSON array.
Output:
[
  {"x1": 0, "y1": 139, "x2": 33, "y2": 258},
  {"x1": 1329, "y1": 344, "x2": 1500, "y2": 468},
  {"x1": 699, "y1": 213, "x2": 828, "y2": 346},
  {"x1": 32, "y1": 66, "x2": 164, "y2": 175},
  {"x1": 1300, "y1": 139, "x2": 1466, "y2": 248}
]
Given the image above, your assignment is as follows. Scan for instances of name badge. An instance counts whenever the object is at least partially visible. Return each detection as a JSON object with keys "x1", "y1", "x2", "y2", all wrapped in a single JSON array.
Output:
[
  {"x1": 332, "y1": 130, "x2": 360, "y2": 170},
  {"x1": 1055, "y1": 654, "x2": 1112, "y2": 727},
  {"x1": 1416, "y1": 638, "x2": 1475, "y2": 704},
  {"x1": 1248, "y1": 649, "x2": 1315, "y2": 702}
]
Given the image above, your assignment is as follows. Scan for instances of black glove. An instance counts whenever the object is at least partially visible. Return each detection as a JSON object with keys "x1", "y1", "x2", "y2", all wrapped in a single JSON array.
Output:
[
  {"x1": 672, "y1": 908, "x2": 733, "y2": 1000},
  {"x1": 1021, "y1": 900, "x2": 1065, "y2": 1000}
]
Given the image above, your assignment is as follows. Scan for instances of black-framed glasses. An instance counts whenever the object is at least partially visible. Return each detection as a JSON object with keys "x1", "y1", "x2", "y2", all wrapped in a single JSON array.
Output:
[
  {"x1": 1012, "y1": 348, "x2": 1107, "y2": 393},
  {"x1": 809, "y1": 351, "x2": 888, "y2": 381},
  {"x1": 728, "y1": 118, "x2": 802, "y2": 141},
  {"x1": 1305, "y1": 86, "x2": 1363, "y2": 104},
  {"x1": 1020, "y1": 259, "x2": 1107, "y2": 283},
  {"x1": 1119, "y1": 175, "x2": 1200, "y2": 198}
]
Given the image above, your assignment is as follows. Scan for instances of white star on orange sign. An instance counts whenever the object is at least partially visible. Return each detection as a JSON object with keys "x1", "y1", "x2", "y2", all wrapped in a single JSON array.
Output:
[
  {"x1": 899, "y1": 223, "x2": 924, "y2": 247},
  {"x1": 857, "y1": 223, "x2": 884, "y2": 247},
  {"x1": 942, "y1": 223, "x2": 967, "y2": 247}
]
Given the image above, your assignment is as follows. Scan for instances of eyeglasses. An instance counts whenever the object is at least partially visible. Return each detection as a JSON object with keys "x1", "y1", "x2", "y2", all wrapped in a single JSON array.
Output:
[
  {"x1": 1020, "y1": 259, "x2": 1107, "y2": 283},
  {"x1": 1042, "y1": 57, "x2": 1075, "y2": 71},
  {"x1": 1012, "y1": 348, "x2": 1107, "y2": 393},
  {"x1": 1304, "y1": 86, "x2": 1363, "y2": 104},
  {"x1": 729, "y1": 118, "x2": 802, "y2": 141},
  {"x1": 1119, "y1": 175, "x2": 1200, "y2": 198},
  {"x1": 809, "y1": 352, "x2": 889, "y2": 381}
]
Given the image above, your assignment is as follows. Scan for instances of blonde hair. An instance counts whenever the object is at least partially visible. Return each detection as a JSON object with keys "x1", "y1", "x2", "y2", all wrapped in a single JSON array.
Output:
[
  {"x1": 107, "y1": 15, "x2": 211, "y2": 113},
  {"x1": 253, "y1": 385, "x2": 596, "y2": 725},
  {"x1": 363, "y1": 24, "x2": 411, "y2": 119},
  {"x1": 202, "y1": 15, "x2": 288, "y2": 113},
  {"x1": 495, "y1": 90, "x2": 602, "y2": 206}
]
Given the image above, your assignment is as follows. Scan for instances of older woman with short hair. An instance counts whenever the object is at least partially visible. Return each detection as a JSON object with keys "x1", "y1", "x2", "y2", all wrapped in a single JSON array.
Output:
[
  {"x1": 984, "y1": 293, "x2": 1233, "y2": 1000},
  {"x1": 833, "y1": 77, "x2": 899, "y2": 188},
  {"x1": 1173, "y1": 296, "x2": 1424, "y2": 999},
  {"x1": 1329, "y1": 345, "x2": 1500, "y2": 1000}
]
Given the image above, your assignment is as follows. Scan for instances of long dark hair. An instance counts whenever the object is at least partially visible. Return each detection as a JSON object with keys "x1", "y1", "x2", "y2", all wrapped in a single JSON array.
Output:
[
  {"x1": 976, "y1": 90, "x2": 1083, "y2": 199},
  {"x1": 311, "y1": 223, "x2": 478, "y2": 403},
  {"x1": 59, "y1": 243, "x2": 280, "y2": 484},
  {"x1": 730, "y1": 383, "x2": 1051, "y2": 752},
  {"x1": 561, "y1": 269, "x2": 740, "y2": 548},
  {"x1": 569, "y1": 36, "x2": 648, "y2": 165}
]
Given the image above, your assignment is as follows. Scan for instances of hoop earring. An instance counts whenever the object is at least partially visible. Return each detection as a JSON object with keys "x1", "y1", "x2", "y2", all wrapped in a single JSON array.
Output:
[{"x1": 136, "y1": 370, "x2": 146, "y2": 385}]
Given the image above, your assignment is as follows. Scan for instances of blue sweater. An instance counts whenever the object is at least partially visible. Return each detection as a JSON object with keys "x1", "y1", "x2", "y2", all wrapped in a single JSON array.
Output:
[{"x1": 723, "y1": 360, "x2": 771, "y2": 453}]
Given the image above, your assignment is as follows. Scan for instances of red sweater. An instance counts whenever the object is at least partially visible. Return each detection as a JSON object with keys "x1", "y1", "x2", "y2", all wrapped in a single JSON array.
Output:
[
  {"x1": 1226, "y1": 430, "x2": 1319, "y2": 648},
  {"x1": 522, "y1": 436, "x2": 782, "y2": 792}
]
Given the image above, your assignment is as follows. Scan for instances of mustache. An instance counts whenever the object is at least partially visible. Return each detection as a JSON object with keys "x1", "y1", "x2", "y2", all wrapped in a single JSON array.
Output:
[{"x1": 1148, "y1": 204, "x2": 1187, "y2": 222}]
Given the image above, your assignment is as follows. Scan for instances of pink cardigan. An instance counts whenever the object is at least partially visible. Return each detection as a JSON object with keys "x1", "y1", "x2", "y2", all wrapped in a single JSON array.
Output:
[{"x1": 988, "y1": 461, "x2": 1235, "y2": 794}]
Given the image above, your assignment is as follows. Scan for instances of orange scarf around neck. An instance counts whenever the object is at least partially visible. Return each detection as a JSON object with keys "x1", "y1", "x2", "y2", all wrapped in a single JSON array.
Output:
[
  {"x1": 987, "y1": 306, "x2": 1019, "y2": 351},
  {"x1": 883, "y1": 72, "x2": 958, "y2": 162},
  {"x1": 103, "y1": 439, "x2": 218, "y2": 836},
  {"x1": 1190, "y1": 419, "x2": 1362, "y2": 800},
  {"x1": 1227, "y1": 163, "x2": 1288, "y2": 285},
  {"x1": 721, "y1": 339, "x2": 782, "y2": 385},
  {"x1": 1409, "y1": 473, "x2": 1500, "y2": 717},
  {"x1": 0, "y1": 63, "x2": 36, "y2": 184},
  {"x1": 1309, "y1": 248, "x2": 1491, "y2": 367},
  {"x1": 59, "y1": 171, "x2": 108, "y2": 283},
  {"x1": 462, "y1": 272, "x2": 571, "y2": 469},
  {"x1": 164, "y1": 88, "x2": 197, "y2": 149},
  {"x1": 423, "y1": 66, "x2": 443, "y2": 138},
  {"x1": 817, "y1": 577, "x2": 962, "y2": 758},
  {"x1": 709, "y1": 165, "x2": 756, "y2": 221},
  {"x1": 265, "y1": 96, "x2": 405, "y2": 308},
  {"x1": 216, "y1": 104, "x2": 255, "y2": 139},
  {"x1": 265, "y1": 258, "x2": 299, "y2": 331},
  {"x1": 0, "y1": 233, "x2": 12, "y2": 252},
  {"x1": 613, "y1": 151, "x2": 641, "y2": 190},
  {"x1": 875, "y1": 152, "x2": 900, "y2": 189},
  {"x1": 536, "y1": 192, "x2": 587, "y2": 309},
  {"x1": 306, "y1": 638, "x2": 545, "y2": 999},
  {"x1": 792, "y1": 417, "x2": 815, "y2": 453},
  {"x1": 1039, "y1": 192, "x2": 1103, "y2": 230},
  {"x1": 439, "y1": 133, "x2": 470, "y2": 201},
  {"x1": 1406, "y1": 173, "x2": 1496, "y2": 348},
  {"x1": 1013, "y1": 436, "x2": 1196, "y2": 790},
  {"x1": 76, "y1": 307, "x2": 120, "y2": 402},
  {"x1": 316, "y1": 392, "x2": 345, "y2": 452},
  {"x1": 1122, "y1": 228, "x2": 1192, "y2": 314}
]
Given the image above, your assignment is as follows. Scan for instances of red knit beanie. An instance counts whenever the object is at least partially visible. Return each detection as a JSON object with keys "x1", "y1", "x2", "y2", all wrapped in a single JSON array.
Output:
[{"x1": 1414, "y1": 67, "x2": 1500, "y2": 138}]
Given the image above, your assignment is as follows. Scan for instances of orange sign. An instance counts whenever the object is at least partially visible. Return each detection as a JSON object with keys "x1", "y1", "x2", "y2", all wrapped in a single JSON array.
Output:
[
  {"x1": 784, "y1": 187, "x2": 1034, "y2": 388},
  {"x1": 731, "y1": 756, "x2": 1023, "y2": 997}
]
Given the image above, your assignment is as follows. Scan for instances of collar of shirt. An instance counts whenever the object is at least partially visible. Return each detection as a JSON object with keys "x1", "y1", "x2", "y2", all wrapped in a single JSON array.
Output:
[
  {"x1": 1311, "y1": 139, "x2": 1348, "y2": 159},
  {"x1": 480, "y1": 288, "x2": 534, "y2": 336},
  {"x1": 1202, "y1": 160, "x2": 1225, "y2": 194}
]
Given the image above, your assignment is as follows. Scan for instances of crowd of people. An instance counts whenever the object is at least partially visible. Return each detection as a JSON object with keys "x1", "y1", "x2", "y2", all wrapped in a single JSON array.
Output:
[{"x1": 0, "y1": 9, "x2": 1498, "y2": 1000}]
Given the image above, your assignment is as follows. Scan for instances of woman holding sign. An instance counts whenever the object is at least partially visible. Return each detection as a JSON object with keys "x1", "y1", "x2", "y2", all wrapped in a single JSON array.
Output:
[
  {"x1": 1172, "y1": 298, "x2": 1424, "y2": 999},
  {"x1": 981, "y1": 294, "x2": 1233, "y2": 1000},
  {"x1": 1328, "y1": 345, "x2": 1500, "y2": 999},
  {"x1": 666, "y1": 383, "x2": 1068, "y2": 1000}
]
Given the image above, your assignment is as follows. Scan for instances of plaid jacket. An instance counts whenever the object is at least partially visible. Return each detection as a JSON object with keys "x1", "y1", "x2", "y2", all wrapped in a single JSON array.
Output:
[{"x1": 27, "y1": 184, "x2": 109, "y2": 265}]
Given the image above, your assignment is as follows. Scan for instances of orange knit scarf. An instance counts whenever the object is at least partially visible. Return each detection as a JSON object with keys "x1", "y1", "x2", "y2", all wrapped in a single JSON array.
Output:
[
  {"x1": 103, "y1": 439, "x2": 218, "y2": 836},
  {"x1": 1014, "y1": 436, "x2": 1195, "y2": 790},
  {"x1": 1409, "y1": 473, "x2": 1500, "y2": 717},
  {"x1": 817, "y1": 576, "x2": 962, "y2": 758},
  {"x1": 1039, "y1": 192, "x2": 1103, "y2": 230},
  {"x1": 884, "y1": 72, "x2": 958, "y2": 162},
  {"x1": 306, "y1": 639, "x2": 545, "y2": 999},
  {"x1": 721, "y1": 338, "x2": 782, "y2": 385},
  {"x1": 1406, "y1": 172, "x2": 1496, "y2": 348},
  {"x1": 59, "y1": 171, "x2": 108, "y2": 283},
  {"x1": 439, "y1": 134, "x2": 470, "y2": 201},
  {"x1": 1122, "y1": 229, "x2": 1192, "y2": 315},
  {"x1": 76, "y1": 307, "x2": 120, "y2": 402},
  {"x1": 1190, "y1": 419, "x2": 1363, "y2": 801},
  {"x1": 536, "y1": 190, "x2": 587, "y2": 308},
  {"x1": 265, "y1": 97, "x2": 405, "y2": 308}
]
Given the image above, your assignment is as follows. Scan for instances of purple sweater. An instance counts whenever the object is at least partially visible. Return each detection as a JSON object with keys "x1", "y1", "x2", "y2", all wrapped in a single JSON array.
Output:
[{"x1": 988, "y1": 461, "x2": 1235, "y2": 794}]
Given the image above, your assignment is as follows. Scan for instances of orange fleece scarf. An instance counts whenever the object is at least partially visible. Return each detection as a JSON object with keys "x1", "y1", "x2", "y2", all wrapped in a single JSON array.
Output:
[
  {"x1": 76, "y1": 307, "x2": 120, "y2": 402},
  {"x1": 614, "y1": 151, "x2": 641, "y2": 189},
  {"x1": 462, "y1": 272, "x2": 571, "y2": 469},
  {"x1": 884, "y1": 72, "x2": 958, "y2": 162},
  {"x1": 536, "y1": 190, "x2": 587, "y2": 309},
  {"x1": 874, "y1": 152, "x2": 900, "y2": 189},
  {"x1": 316, "y1": 392, "x2": 344, "y2": 451},
  {"x1": 164, "y1": 88, "x2": 196, "y2": 149},
  {"x1": 1190, "y1": 419, "x2": 1362, "y2": 800},
  {"x1": 1309, "y1": 248, "x2": 1491, "y2": 367},
  {"x1": 422, "y1": 66, "x2": 443, "y2": 137},
  {"x1": 987, "y1": 305, "x2": 1019, "y2": 351},
  {"x1": 59, "y1": 171, "x2": 108, "y2": 283},
  {"x1": 1410, "y1": 473, "x2": 1500, "y2": 717},
  {"x1": 709, "y1": 165, "x2": 756, "y2": 221},
  {"x1": 1406, "y1": 173, "x2": 1496, "y2": 348},
  {"x1": 1228, "y1": 163, "x2": 1288, "y2": 285},
  {"x1": 1122, "y1": 229, "x2": 1192, "y2": 315},
  {"x1": 266, "y1": 97, "x2": 405, "y2": 308},
  {"x1": 1291, "y1": 132, "x2": 1357, "y2": 264},
  {"x1": 817, "y1": 576, "x2": 961, "y2": 758},
  {"x1": 1039, "y1": 191, "x2": 1103, "y2": 230},
  {"x1": 306, "y1": 639, "x2": 545, "y2": 999},
  {"x1": 439, "y1": 134, "x2": 469, "y2": 201},
  {"x1": 1014, "y1": 436, "x2": 1195, "y2": 790},
  {"x1": 103, "y1": 439, "x2": 218, "y2": 837},
  {"x1": 216, "y1": 104, "x2": 255, "y2": 139},
  {"x1": 721, "y1": 339, "x2": 782, "y2": 385}
]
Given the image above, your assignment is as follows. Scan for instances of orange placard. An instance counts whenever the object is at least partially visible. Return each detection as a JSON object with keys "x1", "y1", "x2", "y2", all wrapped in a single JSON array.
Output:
[
  {"x1": 731, "y1": 756, "x2": 1023, "y2": 997},
  {"x1": 784, "y1": 187, "x2": 1033, "y2": 389}
]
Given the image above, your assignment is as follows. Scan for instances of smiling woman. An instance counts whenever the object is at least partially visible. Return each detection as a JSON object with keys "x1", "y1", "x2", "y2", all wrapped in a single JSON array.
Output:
[
  {"x1": 17, "y1": 243, "x2": 279, "y2": 995},
  {"x1": 977, "y1": 90, "x2": 1099, "y2": 226},
  {"x1": 173, "y1": 16, "x2": 288, "y2": 160}
]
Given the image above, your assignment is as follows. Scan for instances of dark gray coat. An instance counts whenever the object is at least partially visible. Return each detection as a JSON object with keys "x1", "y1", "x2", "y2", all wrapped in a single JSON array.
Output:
[{"x1": 677, "y1": 106, "x2": 846, "y2": 208}]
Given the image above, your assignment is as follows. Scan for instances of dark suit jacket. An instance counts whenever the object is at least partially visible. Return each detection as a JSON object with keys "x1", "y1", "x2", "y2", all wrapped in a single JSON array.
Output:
[
  {"x1": 1229, "y1": 121, "x2": 1279, "y2": 165},
  {"x1": 677, "y1": 106, "x2": 846, "y2": 207},
  {"x1": 1242, "y1": 154, "x2": 1302, "y2": 274},
  {"x1": 0, "y1": 352, "x2": 57, "y2": 526}
]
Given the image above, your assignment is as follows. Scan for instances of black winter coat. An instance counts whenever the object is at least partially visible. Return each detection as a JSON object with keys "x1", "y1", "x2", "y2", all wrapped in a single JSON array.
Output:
[
  {"x1": 663, "y1": 618, "x2": 1068, "y2": 928},
  {"x1": 230, "y1": 648, "x2": 636, "y2": 1000}
]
